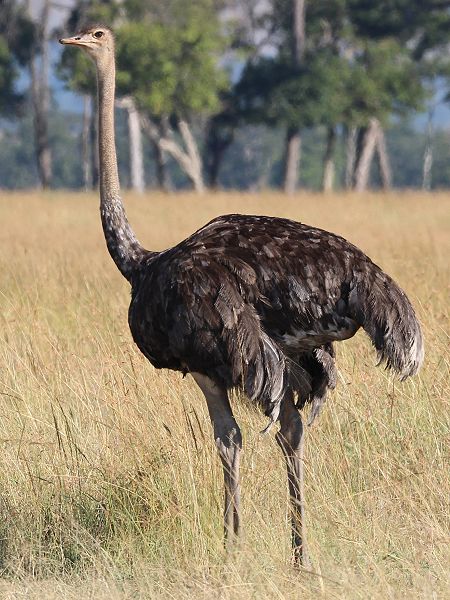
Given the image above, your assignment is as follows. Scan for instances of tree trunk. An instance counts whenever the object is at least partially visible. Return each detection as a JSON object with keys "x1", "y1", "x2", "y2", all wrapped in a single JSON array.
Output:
[
  {"x1": 177, "y1": 118, "x2": 205, "y2": 193},
  {"x1": 376, "y1": 126, "x2": 391, "y2": 190},
  {"x1": 255, "y1": 156, "x2": 273, "y2": 191},
  {"x1": 81, "y1": 95, "x2": 91, "y2": 191},
  {"x1": 140, "y1": 113, "x2": 205, "y2": 193},
  {"x1": 116, "y1": 96, "x2": 145, "y2": 192},
  {"x1": 29, "y1": 0, "x2": 52, "y2": 189},
  {"x1": 322, "y1": 126, "x2": 336, "y2": 192},
  {"x1": 422, "y1": 148, "x2": 433, "y2": 191},
  {"x1": 292, "y1": 0, "x2": 306, "y2": 62},
  {"x1": 151, "y1": 139, "x2": 170, "y2": 192},
  {"x1": 204, "y1": 118, "x2": 234, "y2": 189},
  {"x1": 422, "y1": 111, "x2": 434, "y2": 191},
  {"x1": 345, "y1": 126, "x2": 357, "y2": 189},
  {"x1": 353, "y1": 118, "x2": 379, "y2": 191},
  {"x1": 89, "y1": 96, "x2": 99, "y2": 189},
  {"x1": 127, "y1": 102, "x2": 145, "y2": 193},
  {"x1": 352, "y1": 127, "x2": 366, "y2": 186},
  {"x1": 154, "y1": 117, "x2": 172, "y2": 192},
  {"x1": 283, "y1": 126, "x2": 302, "y2": 194},
  {"x1": 206, "y1": 145, "x2": 223, "y2": 190},
  {"x1": 282, "y1": 0, "x2": 305, "y2": 194}
]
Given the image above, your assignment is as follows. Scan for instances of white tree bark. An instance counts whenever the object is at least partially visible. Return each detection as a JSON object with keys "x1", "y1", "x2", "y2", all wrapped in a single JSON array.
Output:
[
  {"x1": 422, "y1": 111, "x2": 434, "y2": 191},
  {"x1": 140, "y1": 113, "x2": 205, "y2": 193},
  {"x1": 283, "y1": 127, "x2": 302, "y2": 194},
  {"x1": 353, "y1": 118, "x2": 379, "y2": 192},
  {"x1": 116, "y1": 96, "x2": 145, "y2": 192},
  {"x1": 422, "y1": 144, "x2": 433, "y2": 191},
  {"x1": 322, "y1": 126, "x2": 336, "y2": 192},
  {"x1": 376, "y1": 125, "x2": 392, "y2": 190},
  {"x1": 89, "y1": 97, "x2": 99, "y2": 189},
  {"x1": 345, "y1": 126, "x2": 357, "y2": 189},
  {"x1": 82, "y1": 95, "x2": 91, "y2": 191},
  {"x1": 353, "y1": 118, "x2": 391, "y2": 191},
  {"x1": 292, "y1": 0, "x2": 306, "y2": 61}
]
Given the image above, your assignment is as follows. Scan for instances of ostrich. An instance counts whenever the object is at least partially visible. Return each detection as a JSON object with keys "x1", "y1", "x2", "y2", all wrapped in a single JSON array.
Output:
[{"x1": 59, "y1": 26, "x2": 423, "y2": 566}]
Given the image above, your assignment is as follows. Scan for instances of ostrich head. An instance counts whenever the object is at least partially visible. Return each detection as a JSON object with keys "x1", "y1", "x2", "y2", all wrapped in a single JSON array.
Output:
[{"x1": 59, "y1": 26, "x2": 114, "y2": 64}]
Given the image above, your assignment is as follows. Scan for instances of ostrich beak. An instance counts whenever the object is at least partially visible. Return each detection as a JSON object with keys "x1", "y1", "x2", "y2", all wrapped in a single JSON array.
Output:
[{"x1": 59, "y1": 35, "x2": 88, "y2": 47}]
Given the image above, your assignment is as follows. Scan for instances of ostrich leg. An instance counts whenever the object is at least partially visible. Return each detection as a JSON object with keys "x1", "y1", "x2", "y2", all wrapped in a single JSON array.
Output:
[
  {"x1": 276, "y1": 392, "x2": 311, "y2": 568},
  {"x1": 192, "y1": 373, "x2": 242, "y2": 544}
]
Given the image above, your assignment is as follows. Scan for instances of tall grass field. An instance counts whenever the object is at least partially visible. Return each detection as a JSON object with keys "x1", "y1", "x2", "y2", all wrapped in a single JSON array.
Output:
[{"x1": 0, "y1": 191, "x2": 448, "y2": 599}]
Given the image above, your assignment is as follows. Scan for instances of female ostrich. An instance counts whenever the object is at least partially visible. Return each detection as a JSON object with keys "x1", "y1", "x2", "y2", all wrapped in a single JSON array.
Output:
[{"x1": 60, "y1": 26, "x2": 423, "y2": 566}]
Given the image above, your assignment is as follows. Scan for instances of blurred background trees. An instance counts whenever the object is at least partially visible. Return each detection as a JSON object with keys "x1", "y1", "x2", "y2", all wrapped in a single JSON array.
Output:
[{"x1": 1, "y1": 0, "x2": 450, "y2": 192}]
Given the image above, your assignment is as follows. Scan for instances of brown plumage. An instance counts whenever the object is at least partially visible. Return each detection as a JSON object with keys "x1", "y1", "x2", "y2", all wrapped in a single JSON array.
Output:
[
  {"x1": 128, "y1": 213, "x2": 423, "y2": 425},
  {"x1": 60, "y1": 26, "x2": 424, "y2": 567}
]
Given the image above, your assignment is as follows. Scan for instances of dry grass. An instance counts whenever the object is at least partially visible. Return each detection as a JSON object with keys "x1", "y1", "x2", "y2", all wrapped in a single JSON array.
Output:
[{"x1": 0, "y1": 190, "x2": 448, "y2": 599}]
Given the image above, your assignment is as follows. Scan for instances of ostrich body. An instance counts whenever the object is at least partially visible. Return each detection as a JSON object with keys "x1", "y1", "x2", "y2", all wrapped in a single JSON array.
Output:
[{"x1": 60, "y1": 27, "x2": 423, "y2": 566}]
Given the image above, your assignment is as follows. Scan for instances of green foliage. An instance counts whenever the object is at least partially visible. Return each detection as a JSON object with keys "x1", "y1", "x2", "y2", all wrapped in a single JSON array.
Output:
[
  {"x1": 0, "y1": 38, "x2": 19, "y2": 113},
  {"x1": 116, "y1": 19, "x2": 227, "y2": 117},
  {"x1": 349, "y1": 0, "x2": 450, "y2": 54},
  {"x1": 0, "y1": 0, "x2": 35, "y2": 115},
  {"x1": 58, "y1": 50, "x2": 96, "y2": 96},
  {"x1": 345, "y1": 40, "x2": 426, "y2": 125},
  {"x1": 347, "y1": 0, "x2": 450, "y2": 98},
  {"x1": 237, "y1": 50, "x2": 351, "y2": 129},
  {"x1": 234, "y1": 0, "x2": 436, "y2": 140},
  {"x1": 0, "y1": 0, "x2": 35, "y2": 66}
]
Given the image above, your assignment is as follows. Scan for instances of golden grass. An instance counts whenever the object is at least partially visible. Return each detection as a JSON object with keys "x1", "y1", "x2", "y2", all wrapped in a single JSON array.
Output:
[{"x1": 0, "y1": 191, "x2": 448, "y2": 599}]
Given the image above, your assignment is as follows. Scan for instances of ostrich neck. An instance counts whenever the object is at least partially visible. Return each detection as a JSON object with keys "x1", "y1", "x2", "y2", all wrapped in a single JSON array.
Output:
[{"x1": 97, "y1": 54, "x2": 145, "y2": 282}]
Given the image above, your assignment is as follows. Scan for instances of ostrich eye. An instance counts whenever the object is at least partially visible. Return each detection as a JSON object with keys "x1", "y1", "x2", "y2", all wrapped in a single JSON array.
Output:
[{"x1": 94, "y1": 31, "x2": 103, "y2": 39}]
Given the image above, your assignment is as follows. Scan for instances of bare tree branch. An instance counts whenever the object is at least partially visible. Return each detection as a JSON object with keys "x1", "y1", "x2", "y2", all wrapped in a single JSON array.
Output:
[{"x1": 140, "y1": 113, "x2": 204, "y2": 193}]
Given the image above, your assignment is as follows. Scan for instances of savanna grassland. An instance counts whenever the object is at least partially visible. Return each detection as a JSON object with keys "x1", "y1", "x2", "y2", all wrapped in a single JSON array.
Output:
[{"x1": 0, "y1": 191, "x2": 448, "y2": 599}]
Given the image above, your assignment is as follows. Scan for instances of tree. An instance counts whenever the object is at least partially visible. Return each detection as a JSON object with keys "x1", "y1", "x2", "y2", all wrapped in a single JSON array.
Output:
[
  {"x1": 235, "y1": 46, "x2": 350, "y2": 189},
  {"x1": 116, "y1": 96, "x2": 145, "y2": 193},
  {"x1": 302, "y1": 0, "x2": 349, "y2": 191},
  {"x1": 203, "y1": 102, "x2": 237, "y2": 190},
  {"x1": 247, "y1": 0, "x2": 307, "y2": 193},
  {"x1": 347, "y1": 39, "x2": 424, "y2": 189},
  {"x1": 283, "y1": 0, "x2": 305, "y2": 194},
  {"x1": 28, "y1": 0, "x2": 53, "y2": 189},
  {"x1": 116, "y1": 3, "x2": 228, "y2": 193},
  {"x1": 0, "y1": 39, "x2": 20, "y2": 116},
  {"x1": 234, "y1": 0, "x2": 354, "y2": 192},
  {"x1": 346, "y1": 0, "x2": 450, "y2": 189},
  {"x1": 0, "y1": 1, "x2": 34, "y2": 115}
]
